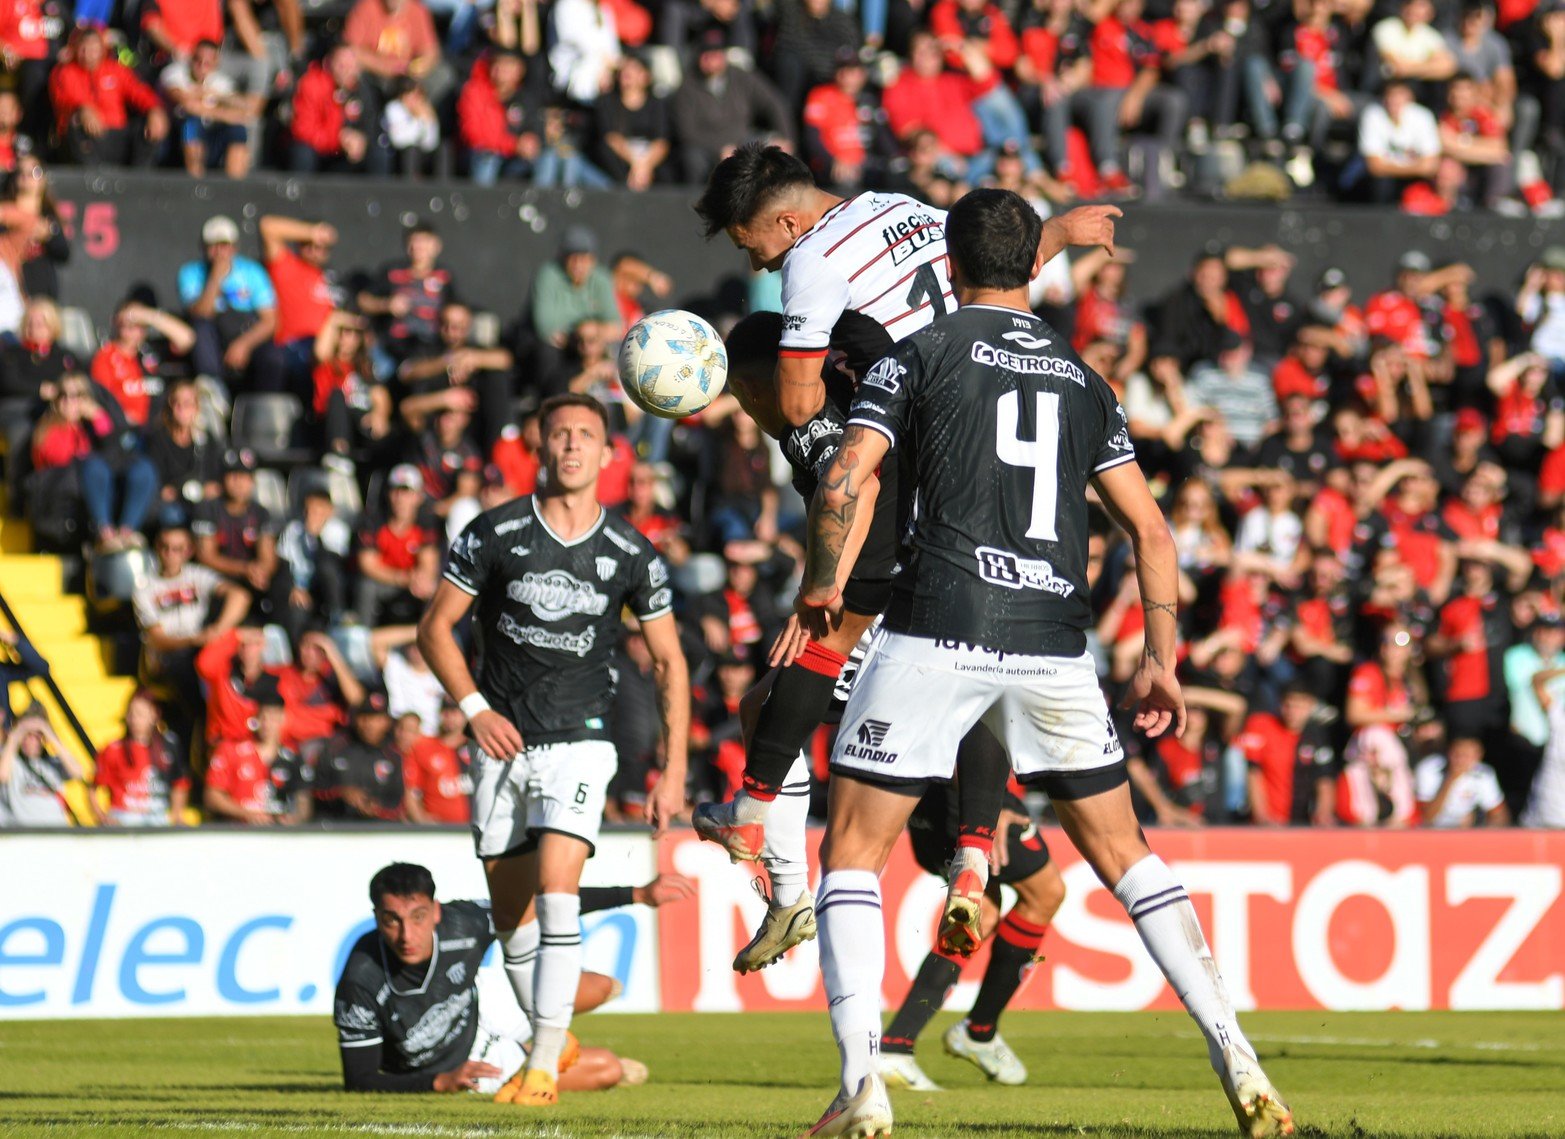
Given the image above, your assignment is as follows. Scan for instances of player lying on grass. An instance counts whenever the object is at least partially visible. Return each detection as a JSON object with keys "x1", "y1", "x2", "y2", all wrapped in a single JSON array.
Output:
[
  {"x1": 878, "y1": 748, "x2": 1066, "y2": 1092},
  {"x1": 795, "y1": 189, "x2": 1292, "y2": 1138},
  {"x1": 690, "y1": 146, "x2": 1119, "y2": 932},
  {"x1": 335, "y1": 862, "x2": 692, "y2": 1096},
  {"x1": 703, "y1": 312, "x2": 1010, "y2": 973}
]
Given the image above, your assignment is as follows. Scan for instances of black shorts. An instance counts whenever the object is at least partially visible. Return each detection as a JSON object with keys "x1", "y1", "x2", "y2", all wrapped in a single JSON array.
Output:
[
  {"x1": 906, "y1": 788, "x2": 1052, "y2": 886},
  {"x1": 841, "y1": 454, "x2": 900, "y2": 616}
]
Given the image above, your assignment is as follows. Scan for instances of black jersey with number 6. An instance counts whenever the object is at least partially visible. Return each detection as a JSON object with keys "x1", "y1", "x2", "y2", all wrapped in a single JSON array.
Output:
[
  {"x1": 847, "y1": 304, "x2": 1137, "y2": 657},
  {"x1": 444, "y1": 496, "x2": 673, "y2": 745}
]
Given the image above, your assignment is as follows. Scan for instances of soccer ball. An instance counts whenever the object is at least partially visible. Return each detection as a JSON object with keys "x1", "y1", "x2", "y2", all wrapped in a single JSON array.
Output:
[{"x1": 618, "y1": 309, "x2": 728, "y2": 419}]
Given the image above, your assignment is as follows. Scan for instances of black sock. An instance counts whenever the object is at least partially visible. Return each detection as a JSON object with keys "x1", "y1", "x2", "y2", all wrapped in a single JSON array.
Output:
[
  {"x1": 882, "y1": 950, "x2": 963, "y2": 1054},
  {"x1": 743, "y1": 645, "x2": 845, "y2": 798},
  {"x1": 955, "y1": 723, "x2": 1008, "y2": 850},
  {"x1": 965, "y1": 911, "x2": 1048, "y2": 1042}
]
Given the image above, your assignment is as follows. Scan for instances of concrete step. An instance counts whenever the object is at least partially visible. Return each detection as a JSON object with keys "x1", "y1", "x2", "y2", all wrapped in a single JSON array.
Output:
[{"x1": 0, "y1": 554, "x2": 64, "y2": 601}]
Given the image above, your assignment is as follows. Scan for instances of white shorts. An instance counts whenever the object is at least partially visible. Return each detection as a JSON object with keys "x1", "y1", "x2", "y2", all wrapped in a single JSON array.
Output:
[
  {"x1": 471, "y1": 739, "x2": 618, "y2": 859},
  {"x1": 832, "y1": 630, "x2": 1125, "y2": 798}
]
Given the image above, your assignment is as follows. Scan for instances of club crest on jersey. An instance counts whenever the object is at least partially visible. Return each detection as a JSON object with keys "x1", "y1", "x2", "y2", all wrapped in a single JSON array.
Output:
[
  {"x1": 648, "y1": 558, "x2": 669, "y2": 588},
  {"x1": 507, "y1": 571, "x2": 609, "y2": 621},
  {"x1": 595, "y1": 556, "x2": 618, "y2": 580},
  {"x1": 451, "y1": 531, "x2": 482, "y2": 561},
  {"x1": 975, "y1": 546, "x2": 1076, "y2": 596},
  {"x1": 863, "y1": 357, "x2": 905, "y2": 394},
  {"x1": 446, "y1": 961, "x2": 467, "y2": 986},
  {"x1": 1002, "y1": 329, "x2": 1052, "y2": 350}
]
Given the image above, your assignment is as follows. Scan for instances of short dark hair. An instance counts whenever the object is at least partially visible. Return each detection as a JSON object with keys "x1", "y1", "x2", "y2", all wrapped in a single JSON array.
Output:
[
  {"x1": 724, "y1": 311, "x2": 784, "y2": 376},
  {"x1": 693, "y1": 144, "x2": 816, "y2": 238},
  {"x1": 407, "y1": 219, "x2": 438, "y2": 239},
  {"x1": 369, "y1": 862, "x2": 436, "y2": 907},
  {"x1": 539, "y1": 392, "x2": 610, "y2": 435},
  {"x1": 195, "y1": 38, "x2": 222, "y2": 53},
  {"x1": 1281, "y1": 681, "x2": 1318, "y2": 702},
  {"x1": 945, "y1": 189, "x2": 1043, "y2": 291}
]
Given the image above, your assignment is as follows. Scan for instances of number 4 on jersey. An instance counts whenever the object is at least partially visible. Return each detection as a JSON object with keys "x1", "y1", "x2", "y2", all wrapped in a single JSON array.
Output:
[{"x1": 996, "y1": 391, "x2": 1061, "y2": 541}]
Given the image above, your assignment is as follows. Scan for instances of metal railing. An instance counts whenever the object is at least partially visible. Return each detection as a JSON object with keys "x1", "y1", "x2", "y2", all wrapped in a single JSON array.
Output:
[{"x1": 0, "y1": 584, "x2": 101, "y2": 824}]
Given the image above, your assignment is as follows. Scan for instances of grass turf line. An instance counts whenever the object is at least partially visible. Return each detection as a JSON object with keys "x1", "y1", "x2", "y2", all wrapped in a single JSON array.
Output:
[{"x1": 0, "y1": 1010, "x2": 1560, "y2": 1138}]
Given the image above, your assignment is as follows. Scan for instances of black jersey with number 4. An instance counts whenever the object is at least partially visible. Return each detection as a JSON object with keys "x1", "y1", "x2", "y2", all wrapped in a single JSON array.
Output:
[
  {"x1": 444, "y1": 495, "x2": 673, "y2": 745},
  {"x1": 334, "y1": 900, "x2": 494, "y2": 1077},
  {"x1": 847, "y1": 304, "x2": 1137, "y2": 657}
]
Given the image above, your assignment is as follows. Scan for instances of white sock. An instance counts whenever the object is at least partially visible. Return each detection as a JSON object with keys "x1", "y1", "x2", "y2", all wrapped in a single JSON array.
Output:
[
  {"x1": 733, "y1": 789, "x2": 769, "y2": 825},
  {"x1": 817, "y1": 869, "x2": 884, "y2": 1096},
  {"x1": 763, "y1": 752, "x2": 813, "y2": 908},
  {"x1": 498, "y1": 922, "x2": 539, "y2": 1019},
  {"x1": 1112, "y1": 854, "x2": 1254, "y2": 1072},
  {"x1": 528, "y1": 893, "x2": 582, "y2": 1077}
]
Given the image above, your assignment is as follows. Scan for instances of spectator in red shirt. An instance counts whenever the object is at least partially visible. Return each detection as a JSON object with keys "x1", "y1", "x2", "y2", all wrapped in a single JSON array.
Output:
[
  {"x1": 205, "y1": 692, "x2": 315, "y2": 825},
  {"x1": 91, "y1": 301, "x2": 196, "y2": 428},
  {"x1": 92, "y1": 690, "x2": 190, "y2": 826},
  {"x1": 1488, "y1": 349, "x2": 1565, "y2": 472},
  {"x1": 314, "y1": 311, "x2": 391, "y2": 458},
  {"x1": 355, "y1": 463, "x2": 440, "y2": 627},
  {"x1": 1439, "y1": 72, "x2": 1512, "y2": 207},
  {"x1": 196, "y1": 626, "x2": 278, "y2": 744},
  {"x1": 1364, "y1": 250, "x2": 1440, "y2": 359},
  {"x1": 1429, "y1": 558, "x2": 1514, "y2": 739},
  {"x1": 402, "y1": 698, "x2": 472, "y2": 823},
  {"x1": 929, "y1": 0, "x2": 1041, "y2": 179},
  {"x1": 343, "y1": 0, "x2": 451, "y2": 103},
  {"x1": 1345, "y1": 621, "x2": 1419, "y2": 734},
  {"x1": 619, "y1": 460, "x2": 691, "y2": 564},
  {"x1": 1236, "y1": 683, "x2": 1338, "y2": 825},
  {"x1": 1253, "y1": 0, "x2": 1357, "y2": 150},
  {"x1": 1287, "y1": 546, "x2": 1356, "y2": 695},
  {"x1": 0, "y1": 90, "x2": 35, "y2": 174},
  {"x1": 1153, "y1": 0, "x2": 1240, "y2": 144},
  {"x1": 290, "y1": 45, "x2": 389, "y2": 175},
  {"x1": 49, "y1": 27, "x2": 169, "y2": 167},
  {"x1": 141, "y1": 0, "x2": 223, "y2": 63},
  {"x1": 260, "y1": 213, "x2": 341, "y2": 392},
  {"x1": 1071, "y1": 0, "x2": 1186, "y2": 192},
  {"x1": 802, "y1": 50, "x2": 897, "y2": 191},
  {"x1": 0, "y1": 0, "x2": 62, "y2": 139},
  {"x1": 276, "y1": 630, "x2": 366, "y2": 748},
  {"x1": 458, "y1": 50, "x2": 545, "y2": 186},
  {"x1": 29, "y1": 375, "x2": 159, "y2": 552},
  {"x1": 883, "y1": 32, "x2": 985, "y2": 171}
]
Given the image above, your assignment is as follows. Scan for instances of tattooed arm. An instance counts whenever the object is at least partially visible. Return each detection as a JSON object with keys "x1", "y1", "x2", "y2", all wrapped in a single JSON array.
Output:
[
  {"x1": 803, "y1": 424, "x2": 893, "y2": 604},
  {"x1": 639, "y1": 612, "x2": 690, "y2": 834},
  {"x1": 1092, "y1": 459, "x2": 1186, "y2": 739}
]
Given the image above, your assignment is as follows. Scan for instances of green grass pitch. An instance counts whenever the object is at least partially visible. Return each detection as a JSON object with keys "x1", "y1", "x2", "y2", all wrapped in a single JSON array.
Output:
[{"x1": 1, "y1": 1010, "x2": 1560, "y2": 1138}]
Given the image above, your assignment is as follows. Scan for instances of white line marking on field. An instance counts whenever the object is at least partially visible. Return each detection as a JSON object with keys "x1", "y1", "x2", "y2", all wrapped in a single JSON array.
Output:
[
  {"x1": 1238, "y1": 1034, "x2": 1544, "y2": 1053},
  {"x1": 65, "y1": 1125, "x2": 675, "y2": 1139}
]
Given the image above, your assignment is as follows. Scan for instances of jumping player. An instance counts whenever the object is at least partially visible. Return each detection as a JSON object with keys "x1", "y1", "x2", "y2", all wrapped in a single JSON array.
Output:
[
  {"x1": 335, "y1": 861, "x2": 693, "y2": 1095},
  {"x1": 690, "y1": 145, "x2": 1119, "y2": 926},
  {"x1": 416, "y1": 393, "x2": 691, "y2": 1107},
  {"x1": 797, "y1": 190, "x2": 1293, "y2": 1137},
  {"x1": 716, "y1": 311, "x2": 1011, "y2": 972}
]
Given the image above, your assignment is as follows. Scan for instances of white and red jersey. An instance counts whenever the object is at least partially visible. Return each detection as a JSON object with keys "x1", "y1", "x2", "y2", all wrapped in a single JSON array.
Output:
[{"x1": 779, "y1": 192, "x2": 952, "y2": 360}]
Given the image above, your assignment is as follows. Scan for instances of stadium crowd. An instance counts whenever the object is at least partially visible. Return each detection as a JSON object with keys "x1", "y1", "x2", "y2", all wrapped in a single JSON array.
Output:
[
  {"x1": 0, "y1": 0, "x2": 1552, "y2": 208},
  {"x1": 0, "y1": 189, "x2": 1563, "y2": 834}
]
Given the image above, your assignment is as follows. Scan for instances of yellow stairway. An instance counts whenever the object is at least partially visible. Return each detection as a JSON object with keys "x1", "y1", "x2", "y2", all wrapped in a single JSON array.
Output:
[{"x1": 0, "y1": 508, "x2": 136, "y2": 824}]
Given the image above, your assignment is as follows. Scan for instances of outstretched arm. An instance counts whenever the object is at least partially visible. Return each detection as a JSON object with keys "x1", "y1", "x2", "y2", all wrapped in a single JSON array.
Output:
[{"x1": 802, "y1": 424, "x2": 892, "y2": 605}]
